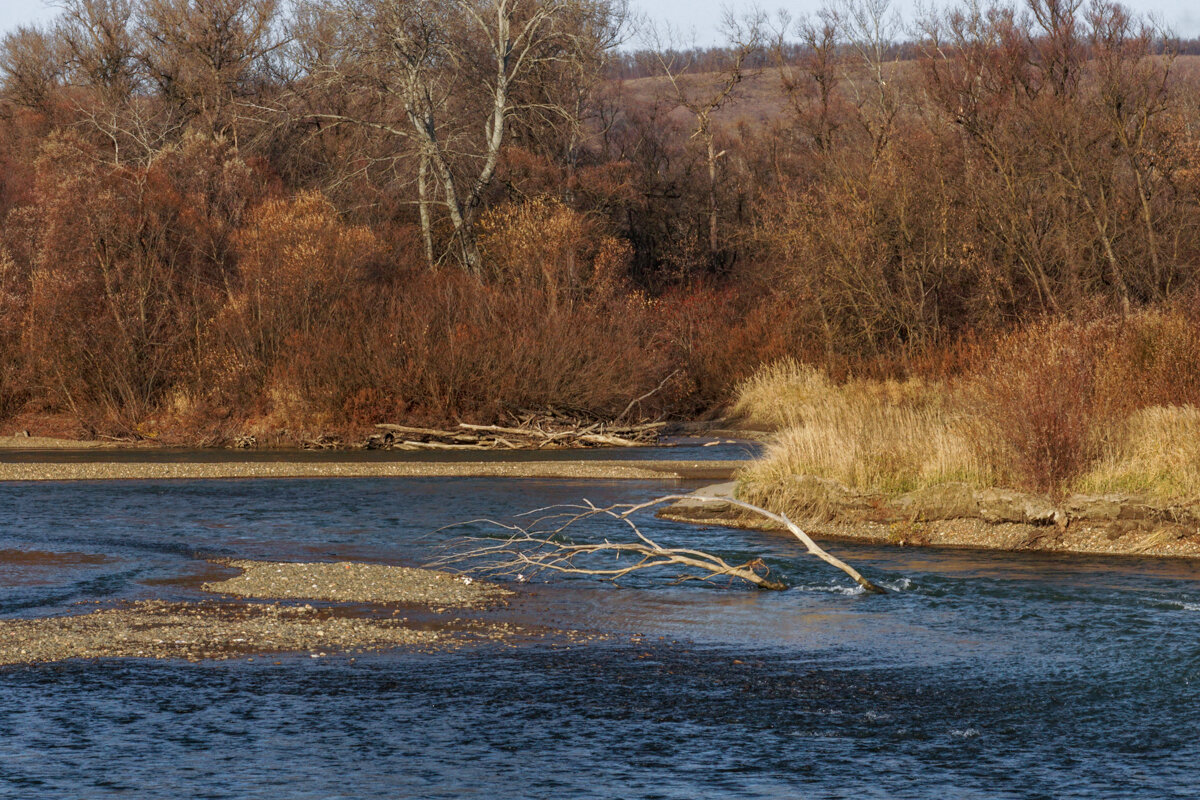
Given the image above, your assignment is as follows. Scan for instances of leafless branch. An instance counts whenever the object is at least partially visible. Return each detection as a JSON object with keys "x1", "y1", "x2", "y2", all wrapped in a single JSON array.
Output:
[{"x1": 432, "y1": 495, "x2": 885, "y2": 593}]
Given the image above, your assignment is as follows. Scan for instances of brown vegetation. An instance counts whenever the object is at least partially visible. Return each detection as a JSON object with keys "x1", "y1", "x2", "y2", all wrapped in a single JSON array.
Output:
[
  {"x1": 0, "y1": 0, "x2": 1199, "y2": 447},
  {"x1": 738, "y1": 305, "x2": 1200, "y2": 509}
]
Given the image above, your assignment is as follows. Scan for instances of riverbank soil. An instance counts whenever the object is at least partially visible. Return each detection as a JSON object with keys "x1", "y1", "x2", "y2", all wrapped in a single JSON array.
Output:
[{"x1": 662, "y1": 480, "x2": 1200, "y2": 559}]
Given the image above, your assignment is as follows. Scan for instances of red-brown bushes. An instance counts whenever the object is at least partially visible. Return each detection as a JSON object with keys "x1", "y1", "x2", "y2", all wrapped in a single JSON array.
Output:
[
  {"x1": 928, "y1": 309, "x2": 1200, "y2": 495},
  {"x1": 1092, "y1": 303, "x2": 1200, "y2": 418},
  {"x1": 656, "y1": 284, "x2": 820, "y2": 414},
  {"x1": 479, "y1": 197, "x2": 631, "y2": 310},
  {"x1": 20, "y1": 132, "x2": 266, "y2": 435},
  {"x1": 24, "y1": 134, "x2": 182, "y2": 432},
  {"x1": 970, "y1": 318, "x2": 1110, "y2": 495},
  {"x1": 0, "y1": 245, "x2": 29, "y2": 422},
  {"x1": 269, "y1": 270, "x2": 672, "y2": 432},
  {"x1": 232, "y1": 192, "x2": 380, "y2": 373},
  {"x1": 202, "y1": 191, "x2": 383, "y2": 431}
]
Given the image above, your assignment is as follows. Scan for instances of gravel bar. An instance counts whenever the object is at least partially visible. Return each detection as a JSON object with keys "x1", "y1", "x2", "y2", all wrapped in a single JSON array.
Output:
[
  {"x1": 0, "y1": 459, "x2": 740, "y2": 482},
  {"x1": 204, "y1": 560, "x2": 512, "y2": 608},
  {"x1": 1, "y1": 559, "x2": 521, "y2": 665},
  {"x1": 0, "y1": 601, "x2": 449, "y2": 665}
]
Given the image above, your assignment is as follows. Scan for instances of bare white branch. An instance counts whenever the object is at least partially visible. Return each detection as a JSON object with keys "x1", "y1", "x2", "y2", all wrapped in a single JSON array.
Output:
[{"x1": 433, "y1": 494, "x2": 886, "y2": 593}]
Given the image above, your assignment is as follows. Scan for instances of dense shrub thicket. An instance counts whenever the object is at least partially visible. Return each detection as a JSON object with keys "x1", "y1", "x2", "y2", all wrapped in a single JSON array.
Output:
[{"x1": 0, "y1": 0, "x2": 1198, "y2": 442}]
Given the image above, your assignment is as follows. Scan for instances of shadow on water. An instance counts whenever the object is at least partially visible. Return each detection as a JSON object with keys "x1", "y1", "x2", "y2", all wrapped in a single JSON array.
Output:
[
  {"x1": 0, "y1": 436, "x2": 762, "y2": 466},
  {"x1": 2, "y1": 475, "x2": 1199, "y2": 798}
]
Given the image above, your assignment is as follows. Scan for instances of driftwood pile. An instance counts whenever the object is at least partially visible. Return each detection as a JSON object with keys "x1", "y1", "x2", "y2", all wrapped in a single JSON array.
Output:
[{"x1": 366, "y1": 411, "x2": 667, "y2": 451}]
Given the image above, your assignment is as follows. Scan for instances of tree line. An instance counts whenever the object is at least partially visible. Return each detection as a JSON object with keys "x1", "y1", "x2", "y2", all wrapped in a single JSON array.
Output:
[{"x1": 0, "y1": 0, "x2": 1197, "y2": 441}]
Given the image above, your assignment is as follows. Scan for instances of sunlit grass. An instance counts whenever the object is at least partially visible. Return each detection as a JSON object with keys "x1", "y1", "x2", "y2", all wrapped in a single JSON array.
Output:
[
  {"x1": 1075, "y1": 406, "x2": 1200, "y2": 502},
  {"x1": 734, "y1": 361, "x2": 999, "y2": 517},
  {"x1": 736, "y1": 355, "x2": 1200, "y2": 513}
]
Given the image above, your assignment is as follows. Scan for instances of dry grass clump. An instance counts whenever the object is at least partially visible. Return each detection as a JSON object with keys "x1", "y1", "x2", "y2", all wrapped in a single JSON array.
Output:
[
  {"x1": 737, "y1": 310, "x2": 1200, "y2": 511},
  {"x1": 737, "y1": 366, "x2": 997, "y2": 515},
  {"x1": 1075, "y1": 406, "x2": 1200, "y2": 502},
  {"x1": 730, "y1": 358, "x2": 836, "y2": 429}
]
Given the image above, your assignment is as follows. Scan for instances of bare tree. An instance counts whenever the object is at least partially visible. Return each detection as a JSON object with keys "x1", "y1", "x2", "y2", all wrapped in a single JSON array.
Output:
[
  {"x1": 773, "y1": 8, "x2": 842, "y2": 154},
  {"x1": 137, "y1": 0, "x2": 283, "y2": 145},
  {"x1": 647, "y1": 10, "x2": 762, "y2": 256},
  {"x1": 55, "y1": 0, "x2": 139, "y2": 103},
  {"x1": 838, "y1": 0, "x2": 900, "y2": 162},
  {"x1": 1088, "y1": 0, "x2": 1175, "y2": 298},
  {"x1": 294, "y1": 0, "x2": 623, "y2": 275},
  {"x1": 0, "y1": 25, "x2": 64, "y2": 110}
]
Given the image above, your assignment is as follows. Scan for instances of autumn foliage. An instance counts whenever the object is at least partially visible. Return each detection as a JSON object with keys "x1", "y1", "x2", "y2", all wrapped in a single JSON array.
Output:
[{"x1": 2, "y1": 0, "x2": 1200, "y2": 445}]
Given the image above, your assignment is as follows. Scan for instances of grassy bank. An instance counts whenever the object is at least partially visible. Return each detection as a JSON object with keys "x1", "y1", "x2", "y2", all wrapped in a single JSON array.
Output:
[{"x1": 736, "y1": 311, "x2": 1200, "y2": 519}]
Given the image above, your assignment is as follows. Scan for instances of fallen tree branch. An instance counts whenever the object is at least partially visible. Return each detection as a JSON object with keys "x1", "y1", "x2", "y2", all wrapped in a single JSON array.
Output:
[
  {"x1": 634, "y1": 495, "x2": 886, "y2": 594},
  {"x1": 433, "y1": 495, "x2": 884, "y2": 594},
  {"x1": 370, "y1": 412, "x2": 667, "y2": 450}
]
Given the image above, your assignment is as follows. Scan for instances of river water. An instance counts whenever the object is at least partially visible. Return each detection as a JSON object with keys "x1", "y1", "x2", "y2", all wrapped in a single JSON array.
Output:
[{"x1": 2, "y1": 466, "x2": 1200, "y2": 798}]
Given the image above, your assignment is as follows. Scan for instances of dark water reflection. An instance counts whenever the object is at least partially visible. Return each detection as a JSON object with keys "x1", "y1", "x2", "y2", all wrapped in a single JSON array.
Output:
[
  {"x1": 0, "y1": 436, "x2": 761, "y2": 465},
  {"x1": 2, "y1": 477, "x2": 1200, "y2": 798}
]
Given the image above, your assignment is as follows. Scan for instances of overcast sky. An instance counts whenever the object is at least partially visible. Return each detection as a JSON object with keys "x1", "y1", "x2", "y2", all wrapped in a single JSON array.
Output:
[{"x1": 2, "y1": 0, "x2": 1198, "y2": 45}]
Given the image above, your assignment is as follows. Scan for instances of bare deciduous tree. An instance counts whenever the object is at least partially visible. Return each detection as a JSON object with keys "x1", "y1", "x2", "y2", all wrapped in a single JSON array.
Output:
[
  {"x1": 294, "y1": 0, "x2": 624, "y2": 275},
  {"x1": 0, "y1": 25, "x2": 64, "y2": 110},
  {"x1": 773, "y1": 8, "x2": 842, "y2": 155},
  {"x1": 137, "y1": 0, "x2": 283, "y2": 144},
  {"x1": 647, "y1": 10, "x2": 762, "y2": 256}
]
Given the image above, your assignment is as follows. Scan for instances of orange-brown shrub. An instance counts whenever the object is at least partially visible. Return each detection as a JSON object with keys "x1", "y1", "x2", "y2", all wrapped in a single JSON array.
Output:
[
  {"x1": 479, "y1": 197, "x2": 631, "y2": 310},
  {"x1": 0, "y1": 245, "x2": 28, "y2": 422},
  {"x1": 970, "y1": 318, "x2": 1111, "y2": 495},
  {"x1": 24, "y1": 134, "x2": 179, "y2": 432},
  {"x1": 233, "y1": 191, "x2": 380, "y2": 369},
  {"x1": 656, "y1": 284, "x2": 820, "y2": 414},
  {"x1": 1092, "y1": 305, "x2": 1200, "y2": 418},
  {"x1": 208, "y1": 191, "x2": 382, "y2": 431},
  {"x1": 20, "y1": 132, "x2": 266, "y2": 435},
  {"x1": 265, "y1": 269, "x2": 672, "y2": 433}
]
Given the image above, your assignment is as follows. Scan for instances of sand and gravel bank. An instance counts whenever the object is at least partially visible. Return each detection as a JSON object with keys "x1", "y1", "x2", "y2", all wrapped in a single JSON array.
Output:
[
  {"x1": 0, "y1": 459, "x2": 739, "y2": 482},
  {"x1": 204, "y1": 560, "x2": 512, "y2": 608},
  {"x1": 0, "y1": 601, "x2": 451, "y2": 665},
  {"x1": 0, "y1": 558, "x2": 522, "y2": 665}
]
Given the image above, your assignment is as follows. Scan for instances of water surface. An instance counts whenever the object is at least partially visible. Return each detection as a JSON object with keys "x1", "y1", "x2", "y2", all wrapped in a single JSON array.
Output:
[
  {"x1": 0, "y1": 436, "x2": 760, "y2": 465},
  {"x1": 2, "y1": 476, "x2": 1198, "y2": 798}
]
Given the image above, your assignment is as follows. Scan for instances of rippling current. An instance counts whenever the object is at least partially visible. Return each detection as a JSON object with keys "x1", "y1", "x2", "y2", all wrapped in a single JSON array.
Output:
[{"x1": 3, "y1": 473, "x2": 1200, "y2": 799}]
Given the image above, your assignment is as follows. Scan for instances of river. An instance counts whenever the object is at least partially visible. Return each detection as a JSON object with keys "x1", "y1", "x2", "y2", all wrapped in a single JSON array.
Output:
[{"x1": 2, "y1": 455, "x2": 1199, "y2": 798}]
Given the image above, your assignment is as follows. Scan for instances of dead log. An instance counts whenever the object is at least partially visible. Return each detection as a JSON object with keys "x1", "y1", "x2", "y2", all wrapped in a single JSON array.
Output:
[
  {"x1": 577, "y1": 433, "x2": 645, "y2": 447},
  {"x1": 457, "y1": 423, "x2": 552, "y2": 438},
  {"x1": 435, "y1": 495, "x2": 885, "y2": 593},
  {"x1": 376, "y1": 423, "x2": 460, "y2": 438},
  {"x1": 373, "y1": 409, "x2": 666, "y2": 451},
  {"x1": 400, "y1": 440, "x2": 491, "y2": 451}
]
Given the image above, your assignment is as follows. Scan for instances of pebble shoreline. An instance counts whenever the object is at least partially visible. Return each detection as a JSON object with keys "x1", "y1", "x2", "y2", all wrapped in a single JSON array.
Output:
[
  {"x1": 0, "y1": 459, "x2": 740, "y2": 482},
  {"x1": 204, "y1": 560, "x2": 512, "y2": 608}
]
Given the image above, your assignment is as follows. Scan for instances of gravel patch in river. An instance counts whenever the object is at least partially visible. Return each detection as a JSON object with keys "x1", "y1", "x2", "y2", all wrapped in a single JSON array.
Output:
[
  {"x1": 0, "y1": 601, "x2": 456, "y2": 664},
  {"x1": 204, "y1": 560, "x2": 512, "y2": 608},
  {"x1": 1, "y1": 561, "x2": 520, "y2": 665}
]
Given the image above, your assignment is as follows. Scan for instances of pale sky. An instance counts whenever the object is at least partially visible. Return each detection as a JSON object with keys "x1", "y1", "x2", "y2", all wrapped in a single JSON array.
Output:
[{"x1": 1, "y1": 0, "x2": 1197, "y2": 43}]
